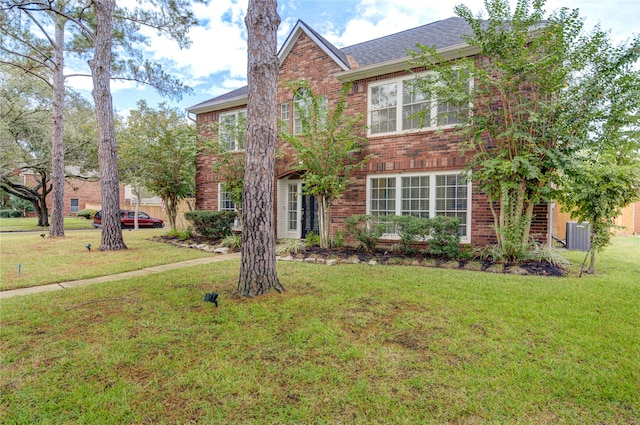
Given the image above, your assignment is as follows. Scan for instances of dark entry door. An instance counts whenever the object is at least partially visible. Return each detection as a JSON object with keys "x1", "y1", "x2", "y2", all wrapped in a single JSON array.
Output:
[{"x1": 301, "y1": 194, "x2": 319, "y2": 238}]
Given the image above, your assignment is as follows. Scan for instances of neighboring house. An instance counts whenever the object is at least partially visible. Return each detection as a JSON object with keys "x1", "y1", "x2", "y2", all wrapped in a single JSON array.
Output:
[
  {"x1": 187, "y1": 17, "x2": 550, "y2": 246},
  {"x1": 21, "y1": 170, "x2": 125, "y2": 216}
]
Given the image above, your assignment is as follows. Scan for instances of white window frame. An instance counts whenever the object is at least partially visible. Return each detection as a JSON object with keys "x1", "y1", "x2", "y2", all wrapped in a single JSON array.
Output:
[
  {"x1": 366, "y1": 171, "x2": 472, "y2": 243},
  {"x1": 367, "y1": 73, "x2": 470, "y2": 136},
  {"x1": 293, "y1": 90, "x2": 328, "y2": 135},
  {"x1": 218, "y1": 183, "x2": 240, "y2": 229},
  {"x1": 218, "y1": 183, "x2": 236, "y2": 212},
  {"x1": 218, "y1": 110, "x2": 246, "y2": 151}
]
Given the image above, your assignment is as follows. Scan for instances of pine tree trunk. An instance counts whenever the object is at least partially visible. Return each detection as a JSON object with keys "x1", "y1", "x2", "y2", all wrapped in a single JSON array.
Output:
[
  {"x1": 90, "y1": 0, "x2": 126, "y2": 251},
  {"x1": 237, "y1": 0, "x2": 284, "y2": 297},
  {"x1": 49, "y1": 17, "x2": 66, "y2": 237}
]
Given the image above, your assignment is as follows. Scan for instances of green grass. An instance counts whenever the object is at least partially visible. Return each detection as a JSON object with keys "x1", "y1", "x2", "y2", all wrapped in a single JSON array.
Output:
[
  {"x1": 1, "y1": 237, "x2": 638, "y2": 424},
  {"x1": 0, "y1": 216, "x2": 96, "y2": 232},
  {"x1": 0, "y1": 229, "x2": 212, "y2": 291}
]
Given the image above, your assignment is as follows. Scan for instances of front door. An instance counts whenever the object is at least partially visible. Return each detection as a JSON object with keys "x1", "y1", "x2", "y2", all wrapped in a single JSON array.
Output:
[
  {"x1": 301, "y1": 193, "x2": 319, "y2": 238},
  {"x1": 277, "y1": 178, "x2": 319, "y2": 239}
]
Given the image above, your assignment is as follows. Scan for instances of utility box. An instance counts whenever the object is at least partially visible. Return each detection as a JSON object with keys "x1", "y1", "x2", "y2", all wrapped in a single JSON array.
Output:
[{"x1": 566, "y1": 221, "x2": 591, "y2": 251}]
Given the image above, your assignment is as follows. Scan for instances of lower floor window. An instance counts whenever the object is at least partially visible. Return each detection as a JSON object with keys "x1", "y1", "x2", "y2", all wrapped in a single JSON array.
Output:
[
  {"x1": 70, "y1": 199, "x2": 79, "y2": 213},
  {"x1": 218, "y1": 184, "x2": 236, "y2": 211},
  {"x1": 367, "y1": 171, "x2": 470, "y2": 240}
]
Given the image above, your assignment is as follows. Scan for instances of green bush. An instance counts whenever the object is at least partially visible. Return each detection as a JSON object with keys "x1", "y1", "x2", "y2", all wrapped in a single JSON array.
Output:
[
  {"x1": 330, "y1": 230, "x2": 345, "y2": 248},
  {"x1": 219, "y1": 233, "x2": 242, "y2": 249},
  {"x1": 391, "y1": 215, "x2": 430, "y2": 253},
  {"x1": 184, "y1": 210, "x2": 236, "y2": 239},
  {"x1": 76, "y1": 209, "x2": 97, "y2": 219},
  {"x1": 0, "y1": 209, "x2": 22, "y2": 218},
  {"x1": 344, "y1": 214, "x2": 386, "y2": 251},
  {"x1": 426, "y1": 216, "x2": 461, "y2": 258},
  {"x1": 304, "y1": 231, "x2": 321, "y2": 247}
]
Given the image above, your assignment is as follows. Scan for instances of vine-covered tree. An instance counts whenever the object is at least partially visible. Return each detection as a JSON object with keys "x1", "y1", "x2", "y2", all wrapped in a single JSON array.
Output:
[
  {"x1": 410, "y1": 0, "x2": 640, "y2": 261},
  {"x1": 237, "y1": 0, "x2": 284, "y2": 297},
  {"x1": 280, "y1": 80, "x2": 369, "y2": 248}
]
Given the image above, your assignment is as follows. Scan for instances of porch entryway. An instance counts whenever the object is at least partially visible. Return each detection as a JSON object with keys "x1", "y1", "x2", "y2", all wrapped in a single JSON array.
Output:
[{"x1": 277, "y1": 178, "x2": 318, "y2": 239}]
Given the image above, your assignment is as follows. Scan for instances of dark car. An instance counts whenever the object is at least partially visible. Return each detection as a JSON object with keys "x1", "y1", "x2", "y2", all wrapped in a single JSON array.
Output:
[{"x1": 93, "y1": 210, "x2": 164, "y2": 229}]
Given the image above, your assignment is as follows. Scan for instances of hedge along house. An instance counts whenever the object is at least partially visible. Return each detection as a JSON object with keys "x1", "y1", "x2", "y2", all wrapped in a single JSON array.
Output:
[{"x1": 187, "y1": 17, "x2": 550, "y2": 246}]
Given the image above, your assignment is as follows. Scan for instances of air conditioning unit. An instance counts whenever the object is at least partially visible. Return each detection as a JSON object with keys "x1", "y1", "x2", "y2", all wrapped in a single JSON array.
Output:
[{"x1": 566, "y1": 221, "x2": 591, "y2": 251}]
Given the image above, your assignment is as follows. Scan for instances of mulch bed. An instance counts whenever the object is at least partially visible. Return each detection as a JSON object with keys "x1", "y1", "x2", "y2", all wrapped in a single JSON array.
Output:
[{"x1": 154, "y1": 235, "x2": 566, "y2": 277}]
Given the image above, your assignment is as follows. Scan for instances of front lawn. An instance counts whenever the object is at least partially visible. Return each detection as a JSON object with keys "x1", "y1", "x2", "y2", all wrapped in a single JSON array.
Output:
[
  {"x1": 1, "y1": 237, "x2": 638, "y2": 424},
  {"x1": 0, "y1": 216, "x2": 96, "y2": 232},
  {"x1": 0, "y1": 229, "x2": 212, "y2": 291}
]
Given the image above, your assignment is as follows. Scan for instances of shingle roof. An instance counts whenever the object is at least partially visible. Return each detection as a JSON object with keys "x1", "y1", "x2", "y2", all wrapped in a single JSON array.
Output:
[
  {"x1": 342, "y1": 17, "x2": 472, "y2": 67},
  {"x1": 187, "y1": 17, "x2": 472, "y2": 112}
]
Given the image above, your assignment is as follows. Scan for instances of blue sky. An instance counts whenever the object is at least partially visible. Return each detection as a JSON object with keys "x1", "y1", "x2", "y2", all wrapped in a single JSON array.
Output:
[{"x1": 67, "y1": 0, "x2": 639, "y2": 116}]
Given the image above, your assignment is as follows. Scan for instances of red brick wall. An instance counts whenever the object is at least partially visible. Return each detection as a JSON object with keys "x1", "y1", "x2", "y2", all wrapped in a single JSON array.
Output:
[
  {"x1": 194, "y1": 31, "x2": 549, "y2": 246},
  {"x1": 22, "y1": 173, "x2": 125, "y2": 215}
]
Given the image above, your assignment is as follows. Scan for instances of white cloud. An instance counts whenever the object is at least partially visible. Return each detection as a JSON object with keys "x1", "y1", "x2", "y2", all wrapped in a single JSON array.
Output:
[{"x1": 139, "y1": 1, "x2": 249, "y2": 81}]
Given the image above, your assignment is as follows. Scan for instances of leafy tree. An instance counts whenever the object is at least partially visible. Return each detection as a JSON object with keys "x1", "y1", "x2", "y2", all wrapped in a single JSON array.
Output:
[
  {"x1": 1, "y1": 67, "x2": 53, "y2": 225},
  {"x1": 1, "y1": 67, "x2": 98, "y2": 225},
  {"x1": 120, "y1": 100, "x2": 196, "y2": 231},
  {"x1": 1, "y1": 0, "x2": 205, "y2": 250},
  {"x1": 237, "y1": 0, "x2": 284, "y2": 297},
  {"x1": 280, "y1": 80, "x2": 369, "y2": 248},
  {"x1": 1, "y1": 3, "x2": 69, "y2": 235},
  {"x1": 409, "y1": 0, "x2": 639, "y2": 261},
  {"x1": 558, "y1": 33, "x2": 640, "y2": 274}
]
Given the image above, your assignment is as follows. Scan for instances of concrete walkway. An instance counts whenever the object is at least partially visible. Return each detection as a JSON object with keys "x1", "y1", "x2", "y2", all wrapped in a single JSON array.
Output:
[{"x1": 1, "y1": 252, "x2": 241, "y2": 299}]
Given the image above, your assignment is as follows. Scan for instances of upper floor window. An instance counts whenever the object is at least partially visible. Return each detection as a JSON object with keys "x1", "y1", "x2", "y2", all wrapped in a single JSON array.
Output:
[
  {"x1": 368, "y1": 74, "x2": 469, "y2": 136},
  {"x1": 293, "y1": 89, "x2": 328, "y2": 135},
  {"x1": 219, "y1": 110, "x2": 246, "y2": 151}
]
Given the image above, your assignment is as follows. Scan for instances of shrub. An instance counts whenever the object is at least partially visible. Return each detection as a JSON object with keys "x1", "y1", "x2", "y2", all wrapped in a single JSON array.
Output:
[
  {"x1": 304, "y1": 231, "x2": 321, "y2": 247},
  {"x1": 184, "y1": 210, "x2": 236, "y2": 240},
  {"x1": 219, "y1": 233, "x2": 242, "y2": 249},
  {"x1": 426, "y1": 216, "x2": 461, "y2": 258},
  {"x1": 77, "y1": 209, "x2": 97, "y2": 219},
  {"x1": 0, "y1": 209, "x2": 22, "y2": 218},
  {"x1": 393, "y1": 215, "x2": 430, "y2": 253},
  {"x1": 344, "y1": 214, "x2": 386, "y2": 251},
  {"x1": 276, "y1": 238, "x2": 306, "y2": 255},
  {"x1": 330, "y1": 230, "x2": 345, "y2": 248},
  {"x1": 167, "y1": 227, "x2": 194, "y2": 241}
]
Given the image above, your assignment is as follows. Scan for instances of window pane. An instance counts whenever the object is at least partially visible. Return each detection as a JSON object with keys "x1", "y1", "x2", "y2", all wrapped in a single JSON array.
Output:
[
  {"x1": 219, "y1": 111, "x2": 246, "y2": 151},
  {"x1": 370, "y1": 177, "x2": 396, "y2": 216},
  {"x1": 370, "y1": 83, "x2": 397, "y2": 134},
  {"x1": 401, "y1": 176, "x2": 429, "y2": 217},
  {"x1": 435, "y1": 174, "x2": 467, "y2": 236},
  {"x1": 402, "y1": 81, "x2": 430, "y2": 130},
  {"x1": 219, "y1": 187, "x2": 236, "y2": 211}
]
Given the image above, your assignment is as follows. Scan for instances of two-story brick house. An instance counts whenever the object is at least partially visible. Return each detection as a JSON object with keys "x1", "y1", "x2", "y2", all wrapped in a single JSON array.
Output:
[{"x1": 187, "y1": 17, "x2": 550, "y2": 246}]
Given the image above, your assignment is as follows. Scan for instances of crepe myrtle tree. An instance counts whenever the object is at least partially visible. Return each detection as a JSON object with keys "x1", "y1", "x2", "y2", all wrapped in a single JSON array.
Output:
[
  {"x1": 280, "y1": 79, "x2": 369, "y2": 249},
  {"x1": 557, "y1": 30, "x2": 640, "y2": 275},
  {"x1": 409, "y1": 0, "x2": 639, "y2": 261}
]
